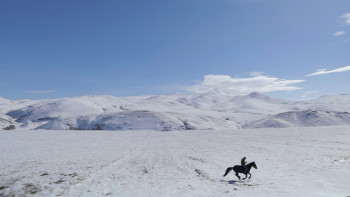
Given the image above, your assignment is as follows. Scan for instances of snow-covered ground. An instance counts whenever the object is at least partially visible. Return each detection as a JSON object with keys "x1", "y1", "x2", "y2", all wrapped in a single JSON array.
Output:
[{"x1": 1, "y1": 126, "x2": 349, "y2": 197}]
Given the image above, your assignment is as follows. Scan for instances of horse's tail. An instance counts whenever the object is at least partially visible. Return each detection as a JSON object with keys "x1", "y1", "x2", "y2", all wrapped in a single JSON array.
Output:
[{"x1": 223, "y1": 167, "x2": 233, "y2": 177}]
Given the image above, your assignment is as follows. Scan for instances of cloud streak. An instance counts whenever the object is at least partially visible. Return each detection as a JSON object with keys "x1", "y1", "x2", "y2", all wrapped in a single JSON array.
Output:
[
  {"x1": 186, "y1": 74, "x2": 304, "y2": 96},
  {"x1": 333, "y1": 31, "x2": 346, "y2": 36},
  {"x1": 343, "y1": 13, "x2": 350, "y2": 25},
  {"x1": 306, "y1": 65, "x2": 350, "y2": 76},
  {"x1": 24, "y1": 90, "x2": 56, "y2": 94}
]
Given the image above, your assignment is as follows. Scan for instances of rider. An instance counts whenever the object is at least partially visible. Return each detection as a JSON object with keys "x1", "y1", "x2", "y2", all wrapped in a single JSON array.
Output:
[{"x1": 241, "y1": 156, "x2": 248, "y2": 173}]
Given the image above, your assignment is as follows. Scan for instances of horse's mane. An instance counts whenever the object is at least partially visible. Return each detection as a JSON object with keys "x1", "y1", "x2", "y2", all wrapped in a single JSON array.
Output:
[{"x1": 247, "y1": 161, "x2": 255, "y2": 166}]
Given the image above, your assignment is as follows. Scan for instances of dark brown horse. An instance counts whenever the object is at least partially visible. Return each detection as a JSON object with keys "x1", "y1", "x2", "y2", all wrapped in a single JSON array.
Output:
[{"x1": 223, "y1": 161, "x2": 257, "y2": 180}]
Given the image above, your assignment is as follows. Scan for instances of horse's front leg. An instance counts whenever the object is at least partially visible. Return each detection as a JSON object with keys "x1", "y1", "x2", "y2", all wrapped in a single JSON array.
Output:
[
  {"x1": 235, "y1": 173, "x2": 241, "y2": 180},
  {"x1": 242, "y1": 173, "x2": 248, "y2": 180},
  {"x1": 248, "y1": 173, "x2": 252, "y2": 179}
]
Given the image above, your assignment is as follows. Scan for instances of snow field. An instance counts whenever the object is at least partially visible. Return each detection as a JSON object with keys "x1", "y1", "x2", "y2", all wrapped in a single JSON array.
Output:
[{"x1": 1, "y1": 126, "x2": 350, "y2": 196}]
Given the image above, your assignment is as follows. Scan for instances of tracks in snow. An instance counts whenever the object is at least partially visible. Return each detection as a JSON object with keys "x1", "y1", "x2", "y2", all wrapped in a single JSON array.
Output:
[{"x1": 60, "y1": 133, "x2": 239, "y2": 197}]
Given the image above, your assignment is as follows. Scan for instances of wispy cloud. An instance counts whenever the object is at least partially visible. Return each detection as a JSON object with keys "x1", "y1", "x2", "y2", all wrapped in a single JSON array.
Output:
[
  {"x1": 306, "y1": 65, "x2": 350, "y2": 76},
  {"x1": 186, "y1": 74, "x2": 304, "y2": 96},
  {"x1": 24, "y1": 90, "x2": 56, "y2": 94},
  {"x1": 343, "y1": 13, "x2": 350, "y2": 25},
  {"x1": 300, "y1": 91, "x2": 322, "y2": 100},
  {"x1": 333, "y1": 31, "x2": 346, "y2": 36}
]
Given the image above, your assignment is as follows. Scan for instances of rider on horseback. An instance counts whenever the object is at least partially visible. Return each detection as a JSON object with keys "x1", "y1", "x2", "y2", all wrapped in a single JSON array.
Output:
[
  {"x1": 223, "y1": 157, "x2": 257, "y2": 179},
  {"x1": 241, "y1": 156, "x2": 248, "y2": 173}
]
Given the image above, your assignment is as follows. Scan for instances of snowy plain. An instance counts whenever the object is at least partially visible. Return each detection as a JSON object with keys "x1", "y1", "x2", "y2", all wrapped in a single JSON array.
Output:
[{"x1": 1, "y1": 126, "x2": 350, "y2": 197}]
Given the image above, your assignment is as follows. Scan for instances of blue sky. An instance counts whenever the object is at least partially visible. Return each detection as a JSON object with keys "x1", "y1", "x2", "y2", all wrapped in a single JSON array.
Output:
[{"x1": 1, "y1": 0, "x2": 350, "y2": 100}]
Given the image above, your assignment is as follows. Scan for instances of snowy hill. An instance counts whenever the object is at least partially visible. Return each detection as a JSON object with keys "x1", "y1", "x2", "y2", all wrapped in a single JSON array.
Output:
[
  {"x1": 0, "y1": 98, "x2": 16, "y2": 129},
  {"x1": 294, "y1": 94, "x2": 350, "y2": 112},
  {"x1": 2, "y1": 92, "x2": 350, "y2": 130},
  {"x1": 211, "y1": 92, "x2": 293, "y2": 114},
  {"x1": 0, "y1": 117, "x2": 13, "y2": 129},
  {"x1": 243, "y1": 110, "x2": 350, "y2": 128},
  {"x1": 36, "y1": 110, "x2": 191, "y2": 131}
]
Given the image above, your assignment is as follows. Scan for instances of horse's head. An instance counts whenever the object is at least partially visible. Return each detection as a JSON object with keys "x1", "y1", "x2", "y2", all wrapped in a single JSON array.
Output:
[{"x1": 252, "y1": 162, "x2": 258, "y2": 169}]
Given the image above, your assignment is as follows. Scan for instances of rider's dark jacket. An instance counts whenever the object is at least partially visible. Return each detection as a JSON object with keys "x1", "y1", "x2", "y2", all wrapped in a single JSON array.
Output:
[{"x1": 241, "y1": 157, "x2": 247, "y2": 166}]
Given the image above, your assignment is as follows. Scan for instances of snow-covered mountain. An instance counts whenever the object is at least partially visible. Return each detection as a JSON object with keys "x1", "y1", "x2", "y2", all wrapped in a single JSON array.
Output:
[
  {"x1": 0, "y1": 98, "x2": 16, "y2": 129},
  {"x1": 211, "y1": 92, "x2": 294, "y2": 114},
  {"x1": 294, "y1": 94, "x2": 350, "y2": 112},
  {"x1": 36, "y1": 110, "x2": 191, "y2": 131},
  {"x1": 243, "y1": 110, "x2": 350, "y2": 128},
  {"x1": 2, "y1": 92, "x2": 350, "y2": 130}
]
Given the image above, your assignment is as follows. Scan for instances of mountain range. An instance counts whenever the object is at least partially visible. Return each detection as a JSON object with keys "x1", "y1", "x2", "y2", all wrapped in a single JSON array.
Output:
[{"x1": 1, "y1": 92, "x2": 350, "y2": 130}]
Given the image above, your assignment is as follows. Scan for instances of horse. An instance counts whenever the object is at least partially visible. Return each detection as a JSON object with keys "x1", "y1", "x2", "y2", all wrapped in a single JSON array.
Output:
[{"x1": 223, "y1": 161, "x2": 257, "y2": 180}]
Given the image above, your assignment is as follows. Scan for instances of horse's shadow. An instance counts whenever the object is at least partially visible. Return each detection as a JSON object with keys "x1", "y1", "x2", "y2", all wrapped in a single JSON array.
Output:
[{"x1": 220, "y1": 180, "x2": 239, "y2": 184}]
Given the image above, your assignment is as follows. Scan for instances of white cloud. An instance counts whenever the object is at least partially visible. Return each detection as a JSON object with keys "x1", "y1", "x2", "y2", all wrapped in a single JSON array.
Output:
[
  {"x1": 24, "y1": 90, "x2": 56, "y2": 94},
  {"x1": 186, "y1": 74, "x2": 304, "y2": 96},
  {"x1": 333, "y1": 31, "x2": 346, "y2": 36},
  {"x1": 343, "y1": 13, "x2": 350, "y2": 25},
  {"x1": 306, "y1": 65, "x2": 350, "y2": 76}
]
